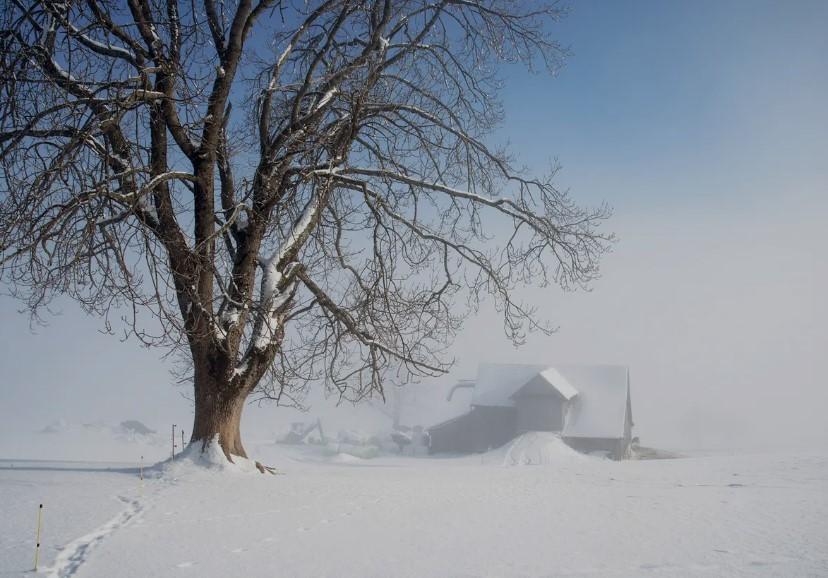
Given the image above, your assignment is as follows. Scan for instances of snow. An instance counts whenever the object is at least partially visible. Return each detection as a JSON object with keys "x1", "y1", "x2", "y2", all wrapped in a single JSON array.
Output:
[
  {"x1": 252, "y1": 194, "x2": 323, "y2": 350},
  {"x1": 497, "y1": 431, "x2": 587, "y2": 466},
  {"x1": 232, "y1": 359, "x2": 249, "y2": 378},
  {"x1": 328, "y1": 452, "x2": 366, "y2": 464},
  {"x1": 259, "y1": 260, "x2": 283, "y2": 304},
  {"x1": 536, "y1": 367, "x2": 579, "y2": 400},
  {"x1": 221, "y1": 307, "x2": 240, "y2": 327},
  {"x1": 159, "y1": 437, "x2": 262, "y2": 475},
  {"x1": 1, "y1": 420, "x2": 168, "y2": 463},
  {"x1": 235, "y1": 209, "x2": 249, "y2": 232},
  {"x1": 472, "y1": 363, "x2": 546, "y2": 407},
  {"x1": 2, "y1": 445, "x2": 827, "y2": 577},
  {"x1": 313, "y1": 87, "x2": 338, "y2": 112}
]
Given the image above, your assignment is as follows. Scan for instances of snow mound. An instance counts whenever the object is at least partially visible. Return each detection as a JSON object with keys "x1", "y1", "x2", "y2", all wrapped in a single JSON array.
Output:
[
  {"x1": 155, "y1": 437, "x2": 261, "y2": 476},
  {"x1": 500, "y1": 432, "x2": 587, "y2": 466},
  {"x1": 329, "y1": 452, "x2": 367, "y2": 464}
]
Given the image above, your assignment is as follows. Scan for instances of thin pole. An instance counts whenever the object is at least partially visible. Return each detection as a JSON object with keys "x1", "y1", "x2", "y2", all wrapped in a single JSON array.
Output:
[
  {"x1": 33, "y1": 503, "x2": 43, "y2": 571},
  {"x1": 181, "y1": 429, "x2": 185, "y2": 452},
  {"x1": 171, "y1": 424, "x2": 176, "y2": 460}
]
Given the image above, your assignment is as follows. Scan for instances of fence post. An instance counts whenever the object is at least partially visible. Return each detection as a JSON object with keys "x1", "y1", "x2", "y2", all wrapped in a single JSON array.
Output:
[{"x1": 33, "y1": 503, "x2": 43, "y2": 571}]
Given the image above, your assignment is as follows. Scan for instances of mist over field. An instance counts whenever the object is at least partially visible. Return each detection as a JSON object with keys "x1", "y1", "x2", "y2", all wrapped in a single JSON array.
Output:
[{"x1": 1, "y1": 1, "x2": 826, "y2": 577}]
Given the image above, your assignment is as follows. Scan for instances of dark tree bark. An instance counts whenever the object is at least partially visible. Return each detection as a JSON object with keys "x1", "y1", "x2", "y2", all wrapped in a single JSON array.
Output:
[
  {"x1": 191, "y1": 383, "x2": 248, "y2": 458},
  {"x1": 0, "y1": 0, "x2": 612, "y2": 464}
]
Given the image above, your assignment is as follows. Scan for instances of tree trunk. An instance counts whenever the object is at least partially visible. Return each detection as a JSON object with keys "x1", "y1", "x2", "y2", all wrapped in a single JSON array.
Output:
[{"x1": 190, "y1": 370, "x2": 250, "y2": 461}]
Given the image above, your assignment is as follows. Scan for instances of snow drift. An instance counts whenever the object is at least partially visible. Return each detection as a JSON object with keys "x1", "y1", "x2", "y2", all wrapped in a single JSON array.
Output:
[
  {"x1": 156, "y1": 436, "x2": 265, "y2": 476},
  {"x1": 499, "y1": 431, "x2": 588, "y2": 466}
]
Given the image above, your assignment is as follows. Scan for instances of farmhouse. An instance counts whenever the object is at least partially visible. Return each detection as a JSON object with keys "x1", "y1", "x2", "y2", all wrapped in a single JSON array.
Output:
[{"x1": 428, "y1": 364, "x2": 634, "y2": 459}]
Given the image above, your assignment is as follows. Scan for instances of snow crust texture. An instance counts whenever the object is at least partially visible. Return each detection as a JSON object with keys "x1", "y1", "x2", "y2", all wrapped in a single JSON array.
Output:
[{"x1": 2, "y1": 446, "x2": 827, "y2": 577}]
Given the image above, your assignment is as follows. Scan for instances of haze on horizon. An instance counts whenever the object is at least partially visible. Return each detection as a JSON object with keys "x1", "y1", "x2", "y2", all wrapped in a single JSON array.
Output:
[{"x1": 1, "y1": 0, "x2": 826, "y2": 455}]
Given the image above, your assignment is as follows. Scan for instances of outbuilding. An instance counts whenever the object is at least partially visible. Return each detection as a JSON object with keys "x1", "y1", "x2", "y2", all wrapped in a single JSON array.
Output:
[{"x1": 428, "y1": 363, "x2": 634, "y2": 459}]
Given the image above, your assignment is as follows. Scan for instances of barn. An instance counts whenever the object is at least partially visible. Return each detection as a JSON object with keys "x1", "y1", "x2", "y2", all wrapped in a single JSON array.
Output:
[{"x1": 428, "y1": 364, "x2": 634, "y2": 459}]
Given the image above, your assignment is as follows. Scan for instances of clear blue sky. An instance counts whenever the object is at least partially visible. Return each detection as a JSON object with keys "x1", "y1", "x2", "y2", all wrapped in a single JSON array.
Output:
[
  {"x1": 502, "y1": 0, "x2": 827, "y2": 208},
  {"x1": 1, "y1": 0, "x2": 826, "y2": 455}
]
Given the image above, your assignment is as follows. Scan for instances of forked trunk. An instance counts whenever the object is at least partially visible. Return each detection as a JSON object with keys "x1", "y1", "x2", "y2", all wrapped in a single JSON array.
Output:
[{"x1": 191, "y1": 374, "x2": 249, "y2": 461}]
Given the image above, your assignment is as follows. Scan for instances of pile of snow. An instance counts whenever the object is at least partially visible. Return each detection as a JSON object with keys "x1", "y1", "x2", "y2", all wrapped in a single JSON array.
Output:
[
  {"x1": 156, "y1": 437, "x2": 262, "y2": 477},
  {"x1": 326, "y1": 442, "x2": 381, "y2": 459},
  {"x1": 328, "y1": 452, "x2": 368, "y2": 464},
  {"x1": 499, "y1": 432, "x2": 588, "y2": 466}
]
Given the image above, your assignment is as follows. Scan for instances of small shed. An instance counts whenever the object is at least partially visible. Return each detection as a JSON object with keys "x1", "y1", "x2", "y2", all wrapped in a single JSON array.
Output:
[{"x1": 428, "y1": 363, "x2": 634, "y2": 459}]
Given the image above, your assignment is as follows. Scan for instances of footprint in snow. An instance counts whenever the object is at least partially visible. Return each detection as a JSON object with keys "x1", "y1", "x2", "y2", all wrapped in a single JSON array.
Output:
[
  {"x1": 297, "y1": 527, "x2": 310, "y2": 532},
  {"x1": 231, "y1": 548, "x2": 246, "y2": 553},
  {"x1": 176, "y1": 561, "x2": 195, "y2": 568},
  {"x1": 320, "y1": 519, "x2": 330, "y2": 524}
]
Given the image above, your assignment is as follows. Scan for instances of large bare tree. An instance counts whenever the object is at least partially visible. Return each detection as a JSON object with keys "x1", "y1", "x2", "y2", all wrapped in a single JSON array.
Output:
[{"x1": 0, "y1": 0, "x2": 611, "y2": 464}]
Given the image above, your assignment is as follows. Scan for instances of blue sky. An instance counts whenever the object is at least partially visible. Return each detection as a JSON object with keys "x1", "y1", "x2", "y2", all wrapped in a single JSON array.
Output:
[
  {"x1": 1, "y1": 0, "x2": 826, "y2": 455},
  {"x1": 500, "y1": 0, "x2": 827, "y2": 208}
]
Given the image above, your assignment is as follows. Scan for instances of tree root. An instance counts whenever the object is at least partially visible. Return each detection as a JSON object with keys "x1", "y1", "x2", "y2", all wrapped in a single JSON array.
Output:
[{"x1": 255, "y1": 461, "x2": 281, "y2": 475}]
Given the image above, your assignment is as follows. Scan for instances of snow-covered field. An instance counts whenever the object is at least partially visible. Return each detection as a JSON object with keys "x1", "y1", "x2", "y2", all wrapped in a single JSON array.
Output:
[{"x1": 2, "y1": 435, "x2": 827, "y2": 578}]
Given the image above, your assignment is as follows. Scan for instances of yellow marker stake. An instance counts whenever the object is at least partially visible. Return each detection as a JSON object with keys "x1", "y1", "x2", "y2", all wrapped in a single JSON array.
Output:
[{"x1": 34, "y1": 503, "x2": 43, "y2": 571}]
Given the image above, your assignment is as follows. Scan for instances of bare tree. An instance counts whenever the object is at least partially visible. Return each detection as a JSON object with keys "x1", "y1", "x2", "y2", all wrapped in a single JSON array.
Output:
[{"x1": 0, "y1": 0, "x2": 611, "y2": 464}]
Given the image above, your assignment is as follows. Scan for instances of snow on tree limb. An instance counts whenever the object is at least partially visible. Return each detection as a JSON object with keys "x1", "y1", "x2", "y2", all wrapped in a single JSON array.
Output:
[{"x1": 0, "y1": 0, "x2": 610, "y2": 454}]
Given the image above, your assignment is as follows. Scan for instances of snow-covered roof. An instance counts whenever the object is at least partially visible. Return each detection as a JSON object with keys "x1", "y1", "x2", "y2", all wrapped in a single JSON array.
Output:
[
  {"x1": 537, "y1": 368, "x2": 579, "y2": 400},
  {"x1": 471, "y1": 363, "x2": 547, "y2": 407},
  {"x1": 470, "y1": 363, "x2": 630, "y2": 440}
]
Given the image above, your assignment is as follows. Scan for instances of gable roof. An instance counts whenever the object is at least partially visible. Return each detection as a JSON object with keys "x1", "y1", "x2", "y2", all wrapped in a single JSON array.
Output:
[
  {"x1": 470, "y1": 363, "x2": 630, "y2": 439},
  {"x1": 509, "y1": 368, "x2": 579, "y2": 401}
]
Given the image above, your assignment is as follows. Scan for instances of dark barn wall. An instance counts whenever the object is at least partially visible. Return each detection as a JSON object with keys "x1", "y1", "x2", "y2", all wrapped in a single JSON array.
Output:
[
  {"x1": 427, "y1": 412, "x2": 479, "y2": 454},
  {"x1": 428, "y1": 406, "x2": 516, "y2": 454},
  {"x1": 563, "y1": 436, "x2": 628, "y2": 460},
  {"x1": 513, "y1": 395, "x2": 565, "y2": 434}
]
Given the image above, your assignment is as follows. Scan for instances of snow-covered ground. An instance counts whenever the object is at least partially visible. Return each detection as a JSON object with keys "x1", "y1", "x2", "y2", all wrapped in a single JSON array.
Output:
[{"x1": 2, "y1": 436, "x2": 827, "y2": 577}]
